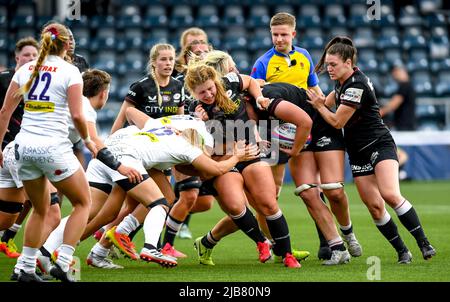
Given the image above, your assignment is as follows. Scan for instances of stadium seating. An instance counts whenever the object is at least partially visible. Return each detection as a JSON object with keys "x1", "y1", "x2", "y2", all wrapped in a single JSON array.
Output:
[{"x1": 1, "y1": 1, "x2": 449, "y2": 130}]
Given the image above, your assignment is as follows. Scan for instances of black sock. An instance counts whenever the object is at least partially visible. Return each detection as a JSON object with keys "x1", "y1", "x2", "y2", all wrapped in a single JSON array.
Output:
[
  {"x1": 201, "y1": 231, "x2": 218, "y2": 249},
  {"x1": 266, "y1": 211, "x2": 291, "y2": 257},
  {"x1": 184, "y1": 213, "x2": 192, "y2": 227},
  {"x1": 397, "y1": 207, "x2": 427, "y2": 244},
  {"x1": 39, "y1": 247, "x2": 51, "y2": 258},
  {"x1": 340, "y1": 225, "x2": 354, "y2": 236},
  {"x1": 1, "y1": 229, "x2": 17, "y2": 243},
  {"x1": 144, "y1": 243, "x2": 157, "y2": 250},
  {"x1": 330, "y1": 243, "x2": 346, "y2": 251},
  {"x1": 128, "y1": 224, "x2": 143, "y2": 241},
  {"x1": 163, "y1": 215, "x2": 183, "y2": 246},
  {"x1": 316, "y1": 223, "x2": 329, "y2": 247},
  {"x1": 376, "y1": 218, "x2": 408, "y2": 253},
  {"x1": 230, "y1": 207, "x2": 266, "y2": 244},
  {"x1": 157, "y1": 233, "x2": 163, "y2": 249}
]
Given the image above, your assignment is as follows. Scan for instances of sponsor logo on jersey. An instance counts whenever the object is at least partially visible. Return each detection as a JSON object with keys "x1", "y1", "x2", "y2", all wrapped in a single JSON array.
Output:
[
  {"x1": 225, "y1": 72, "x2": 239, "y2": 83},
  {"x1": 316, "y1": 136, "x2": 331, "y2": 147},
  {"x1": 351, "y1": 163, "x2": 373, "y2": 173},
  {"x1": 24, "y1": 101, "x2": 55, "y2": 112},
  {"x1": 28, "y1": 65, "x2": 58, "y2": 72},
  {"x1": 127, "y1": 90, "x2": 136, "y2": 97},
  {"x1": 54, "y1": 168, "x2": 68, "y2": 176},
  {"x1": 162, "y1": 95, "x2": 170, "y2": 102},
  {"x1": 341, "y1": 87, "x2": 364, "y2": 103},
  {"x1": 135, "y1": 132, "x2": 159, "y2": 142}
]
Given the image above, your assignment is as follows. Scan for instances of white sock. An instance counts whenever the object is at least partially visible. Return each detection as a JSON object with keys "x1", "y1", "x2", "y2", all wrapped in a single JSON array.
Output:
[
  {"x1": 394, "y1": 199, "x2": 413, "y2": 216},
  {"x1": 9, "y1": 223, "x2": 21, "y2": 233},
  {"x1": 143, "y1": 205, "x2": 167, "y2": 248},
  {"x1": 327, "y1": 236, "x2": 344, "y2": 248},
  {"x1": 55, "y1": 244, "x2": 75, "y2": 273},
  {"x1": 91, "y1": 242, "x2": 109, "y2": 258},
  {"x1": 43, "y1": 216, "x2": 68, "y2": 254},
  {"x1": 18, "y1": 246, "x2": 38, "y2": 273},
  {"x1": 116, "y1": 214, "x2": 139, "y2": 235}
]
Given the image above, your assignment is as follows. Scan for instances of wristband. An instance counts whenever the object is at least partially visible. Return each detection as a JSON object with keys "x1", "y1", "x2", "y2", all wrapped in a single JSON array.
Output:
[{"x1": 97, "y1": 147, "x2": 122, "y2": 170}]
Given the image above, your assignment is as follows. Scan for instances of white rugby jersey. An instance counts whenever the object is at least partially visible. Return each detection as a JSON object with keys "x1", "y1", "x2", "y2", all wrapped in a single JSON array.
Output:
[
  {"x1": 143, "y1": 115, "x2": 214, "y2": 149},
  {"x1": 68, "y1": 96, "x2": 97, "y2": 143},
  {"x1": 106, "y1": 127, "x2": 203, "y2": 171},
  {"x1": 12, "y1": 55, "x2": 83, "y2": 139}
]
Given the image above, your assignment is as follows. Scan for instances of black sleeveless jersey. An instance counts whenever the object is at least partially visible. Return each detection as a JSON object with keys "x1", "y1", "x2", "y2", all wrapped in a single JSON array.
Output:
[
  {"x1": 0, "y1": 68, "x2": 24, "y2": 149},
  {"x1": 194, "y1": 72, "x2": 254, "y2": 144},
  {"x1": 255, "y1": 82, "x2": 341, "y2": 145},
  {"x1": 72, "y1": 53, "x2": 89, "y2": 73},
  {"x1": 124, "y1": 75, "x2": 185, "y2": 119},
  {"x1": 175, "y1": 73, "x2": 196, "y2": 116},
  {"x1": 335, "y1": 67, "x2": 390, "y2": 151},
  {"x1": 262, "y1": 82, "x2": 316, "y2": 121}
]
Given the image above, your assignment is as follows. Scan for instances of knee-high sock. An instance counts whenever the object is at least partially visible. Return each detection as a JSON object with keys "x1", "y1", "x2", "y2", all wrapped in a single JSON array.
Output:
[
  {"x1": 42, "y1": 216, "x2": 68, "y2": 255},
  {"x1": 266, "y1": 210, "x2": 291, "y2": 257},
  {"x1": 375, "y1": 210, "x2": 407, "y2": 253},
  {"x1": 395, "y1": 199, "x2": 427, "y2": 243},
  {"x1": 143, "y1": 205, "x2": 167, "y2": 249},
  {"x1": 230, "y1": 207, "x2": 266, "y2": 244}
]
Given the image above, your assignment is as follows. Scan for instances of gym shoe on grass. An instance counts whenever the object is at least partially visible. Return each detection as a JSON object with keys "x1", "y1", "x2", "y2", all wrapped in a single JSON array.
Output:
[
  {"x1": 283, "y1": 253, "x2": 301, "y2": 268},
  {"x1": 105, "y1": 226, "x2": 138, "y2": 260},
  {"x1": 193, "y1": 237, "x2": 214, "y2": 266},
  {"x1": 322, "y1": 250, "x2": 351, "y2": 266},
  {"x1": 397, "y1": 249, "x2": 413, "y2": 264},
  {"x1": 418, "y1": 239, "x2": 436, "y2": 260},
  {"x1": 49, "y1": 263, "x2": 76, "y2": 282},
  {"x1": 18, "y1": 270, "x2": 44, "y2": 282},
  {"x1": 86, "y1": 252, "x2": 123, "y2": 269},
  {"x1": 0, "y1": 239, "x2": 20, "y2": 258},
  {"x1": 257, "y1": 241, "x2": 272, "y2": 263},
  {"x1": 140, "y1": 247, "x2": 177, "y2": 268},
  {"x1": 343, "y1": 233, "x2": 362, "y2": 257},
  {"x1": 161, "y1": 242, "x2": 187, "y2": 258}
]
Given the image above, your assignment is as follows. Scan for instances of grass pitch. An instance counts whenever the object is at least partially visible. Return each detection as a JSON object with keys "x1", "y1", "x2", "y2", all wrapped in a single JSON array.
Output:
[{"x1": 1, "y1": 181, "x2": 449, "y2": 282}]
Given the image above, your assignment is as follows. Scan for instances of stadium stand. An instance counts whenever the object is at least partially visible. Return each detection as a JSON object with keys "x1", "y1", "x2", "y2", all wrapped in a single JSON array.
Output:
[{"x1": 0, "y1": 0, "x2": 449, "y2": 130}]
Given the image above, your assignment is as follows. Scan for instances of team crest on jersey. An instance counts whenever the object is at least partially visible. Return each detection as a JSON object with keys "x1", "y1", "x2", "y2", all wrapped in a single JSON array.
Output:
[
  {"x1": 174, "y1": 93, "x2": 181, "y2": 100},
  {"x1": 226, "y1": 89, "x2": 233, "y2": 98},
  {"x1": 225, "y1": 72, "x2": 239, "y2": 83},
  {"x1": 341, "y1": 88, "x2": 364, "y2": 103},
  {"x1": 370, "y1": 151, "x2": 379, "y2": 164}
]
